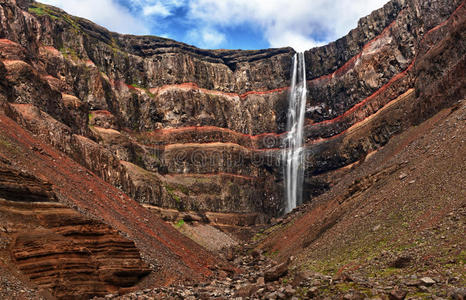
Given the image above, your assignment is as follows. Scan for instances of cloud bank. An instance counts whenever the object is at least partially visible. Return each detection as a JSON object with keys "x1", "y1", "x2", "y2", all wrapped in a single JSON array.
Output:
[
  {"x1": 38, "y1": 0, "x2": 150, "y2": 35},
  {"x1": 187, "y1": 0, "x2": 389, "y2": 51},
  {"x1": 37, "y1": 0, "x2": 389, "y2": 51}
]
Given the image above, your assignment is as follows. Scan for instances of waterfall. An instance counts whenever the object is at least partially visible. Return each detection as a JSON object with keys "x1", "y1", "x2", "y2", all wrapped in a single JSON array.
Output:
[{"x1": 283, "y1": 52, "x2": 307, "y2": 213}]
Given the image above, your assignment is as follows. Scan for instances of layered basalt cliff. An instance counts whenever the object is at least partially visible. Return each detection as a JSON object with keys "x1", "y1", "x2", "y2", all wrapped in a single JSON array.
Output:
[
  {"x1": 0, "y1": 0, "x2": 465, "y2": 297},
  {"x1": 1, "y1": 0, "x2": 464, "y2": 219},
  {"x1": 303, "y1": 0, "x2": 465, "y2": 175}
]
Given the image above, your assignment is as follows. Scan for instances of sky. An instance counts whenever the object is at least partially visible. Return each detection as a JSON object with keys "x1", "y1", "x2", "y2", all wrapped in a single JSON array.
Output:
[{"x1": 38, "y1": 0, "x2": 389, "y2": 51}]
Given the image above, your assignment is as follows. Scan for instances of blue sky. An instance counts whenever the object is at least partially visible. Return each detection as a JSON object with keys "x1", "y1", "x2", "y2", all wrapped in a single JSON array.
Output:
[{"x1": 38, "y1": 0, "x2": 389, "y2": 51}]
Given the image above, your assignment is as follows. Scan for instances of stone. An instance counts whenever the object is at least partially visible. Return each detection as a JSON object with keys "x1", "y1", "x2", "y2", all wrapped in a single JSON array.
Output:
[
  {"x1": 419, "y1": 277, "x2": 436, "y2": 286},
  {"x1": 449, "y1": 288, "x2": 466, "y2": 300},
  {"x1": 266, "y1": 291, "x2": 278, "y2": 300},
  {"x1": 291, "y1": 270, "x2": 313, "y2": 286},
  {"x1": 285, "y1": 285, "x2": 296, "y2": 295},
  {"x1": 256, "y1": 277, "x2": 265, "y2": 287},
  {"x1": 277, "y1": 292, "x2": 286, "y2": 299},
  {"x1": 264, "y1": 261, "x2": 289, "y2": 282},
  {"x1": 339, "y1": 272, "x2": 355, "y2": 282},
  {"x1": 234, "y1": 284, "x2": 258, "y2": 298},
  {"x1": 182, "y1": 213, "x2": 203, "y2": 222},
  {"x1": 389, "y1": 288, "x2": 408, "y2": 300},
  {"x1": 343, "y1": 292, "x2": 365, "y2": 300},
  {"x1": 225, "y1": 248, "x2": 235, "y2": 261},
  {"x1": 389, "y1": 255, "x2": 412, "y2": 268},
  {"x1": 306, "y1": 287, "x2": 319, "y2": 298},
  {"x1": 251, "y1": 249, "x2": 263, "y2": 258},
  {"x1": 418, "y1": 285, "x2": 429, "y2": 292}
]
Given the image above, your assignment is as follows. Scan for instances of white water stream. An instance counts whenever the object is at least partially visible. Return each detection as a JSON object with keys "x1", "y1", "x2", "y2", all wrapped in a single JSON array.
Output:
[{"x1": 283, "y1": 52, "x2": 307, "y2": 213}]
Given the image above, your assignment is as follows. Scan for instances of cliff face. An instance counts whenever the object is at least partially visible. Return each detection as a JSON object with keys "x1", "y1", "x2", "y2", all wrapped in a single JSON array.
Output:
[
  {"x1": 1, "y1": 0, "x2": 464, "y2": 221},
  {"x1": 0, "y1": 0, "x2": 464, "y2": 297},
  {"x1": 0, "y1": 0, "x2": 464, "y2": 221}
]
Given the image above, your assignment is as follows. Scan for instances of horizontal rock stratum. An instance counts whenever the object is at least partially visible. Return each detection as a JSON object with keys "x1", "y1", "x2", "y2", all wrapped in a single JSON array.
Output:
[{"x1": 1, "y1": 0, "x2": 464, "y2": 217}]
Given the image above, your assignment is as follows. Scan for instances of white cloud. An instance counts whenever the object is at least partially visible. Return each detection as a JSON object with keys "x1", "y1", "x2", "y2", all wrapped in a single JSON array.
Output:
[
  {"x1": 143, "y1": 2, "x2": 171, "y2": 17},
  {"x1": 37, "y1": 0, "x2": 390, "y2": 51},
  {"x1": 186, "y1": 27, "x2": 226, "y2": 49},
  {"x1": 38, "y1": 0, "x2": 150, "y2": 35},
  {"x1": 187, "y1": 0, "x2": 390, "y2": 51},
  {"x1": 268, "y1": 31, "x2": 325, "y2": 51},
  {"x1": 129, "y1": 0, "x2": 185, "y2": 17}
]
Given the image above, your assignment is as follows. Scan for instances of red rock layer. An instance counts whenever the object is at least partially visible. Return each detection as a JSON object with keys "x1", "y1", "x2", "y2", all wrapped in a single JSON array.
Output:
[
  {"x1": 0, "y1": 164, "x2": 150, "y2": 299},
  {"x1": 1, "y1": 0, "x2": 463, "y2": 219},
  {"x1": 131, "y1": 0, "x2": 465, "y2": 151}
]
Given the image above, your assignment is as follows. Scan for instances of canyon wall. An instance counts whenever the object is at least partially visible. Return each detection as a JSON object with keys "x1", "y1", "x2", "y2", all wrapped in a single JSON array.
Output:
[
  {"x1": 0, "y1": 0, "x2": 464, "y2": 220},
  {"x1": 0, "y1": 0, "x2": 464, "y2": 297}
]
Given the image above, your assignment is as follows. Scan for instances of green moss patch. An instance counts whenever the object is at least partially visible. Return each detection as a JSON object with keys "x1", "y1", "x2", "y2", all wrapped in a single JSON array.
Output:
[
  {"x1": 130, "y1": 83, "x2": 155, "y2": 98},
  {"x1": 28, "y1": 6, "x2": 58, "y2": 19},
  {"x1": 175, "y1": 219, "x2": 185, "y2": 228},
  {"x1": 59, "y1": 47, "x2": 80, "y2": 61},
  {"x1": 29, "y1": 3, "x2": 81, "y2": 32}
]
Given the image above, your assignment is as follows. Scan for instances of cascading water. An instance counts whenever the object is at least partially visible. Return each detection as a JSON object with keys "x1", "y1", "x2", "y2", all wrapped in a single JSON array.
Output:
[{"x1": 283, "y1": 52, "x2": 307, "y2": 213}]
